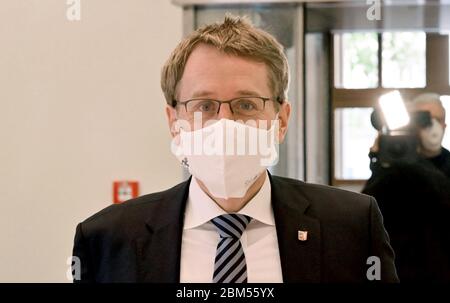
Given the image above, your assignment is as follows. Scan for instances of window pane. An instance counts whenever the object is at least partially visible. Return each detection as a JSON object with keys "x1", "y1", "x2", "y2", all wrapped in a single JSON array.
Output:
[
  {"x1": 334, "y1": 33, "x2": 379, "y2": 89},
  {"x1": 382, "y1": 32, "x2": 426, "y2": 88},
  {"x1": 334, "y1": 108, "x2": 378, "y2": 179},
  {"x1": 441, "y1": 96, "x2": 450, "y2": 150}
]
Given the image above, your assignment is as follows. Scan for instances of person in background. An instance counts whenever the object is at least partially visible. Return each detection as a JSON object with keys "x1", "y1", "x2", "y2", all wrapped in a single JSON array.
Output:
[
  {"x1": 410, "y1": 93, "x2": 450, "y2": 178},
  {"x1": 363, "y1": 92, "x2": 450, "y2": 282}
]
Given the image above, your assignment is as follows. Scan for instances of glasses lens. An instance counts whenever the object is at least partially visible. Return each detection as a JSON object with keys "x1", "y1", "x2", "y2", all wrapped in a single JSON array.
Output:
[
  {"x1": 186, "y1": 99, "x2": 219, "y2": 117},
  {"x1": 231, "y1": 97, "x2": 265, "y2": 117}
]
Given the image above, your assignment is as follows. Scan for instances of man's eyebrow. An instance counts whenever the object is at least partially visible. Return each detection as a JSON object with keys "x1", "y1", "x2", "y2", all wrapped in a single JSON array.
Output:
[
  {"x1": 235, "y1": 90, "x2": 263, "y2": 96},
  {"x1": 190, "y1": 91, "x2": 215, "y2": 99},
  {"x1": 189, "y1": 89, "x2": 264, "y2": 100}
]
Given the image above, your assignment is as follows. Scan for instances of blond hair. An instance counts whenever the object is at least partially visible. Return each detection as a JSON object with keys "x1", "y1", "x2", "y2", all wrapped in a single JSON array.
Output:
[{"x1": 160, "y1": 14, "x2": 289, "y2": 106}]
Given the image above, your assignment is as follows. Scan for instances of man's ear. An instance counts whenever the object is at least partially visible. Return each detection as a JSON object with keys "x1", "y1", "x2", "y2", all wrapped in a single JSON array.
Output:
[
  {"x1": 165, "y1": 105, "x2": 178, "y2": 138},
  {"x1": 277, "y1": 101, "x2": 291, "y2": 144}
]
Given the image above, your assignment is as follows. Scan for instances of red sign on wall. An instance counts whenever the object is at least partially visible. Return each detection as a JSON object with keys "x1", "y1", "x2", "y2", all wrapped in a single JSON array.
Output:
[{"x1": 113, "y1": 181, "x2": 139, "y2": 204}]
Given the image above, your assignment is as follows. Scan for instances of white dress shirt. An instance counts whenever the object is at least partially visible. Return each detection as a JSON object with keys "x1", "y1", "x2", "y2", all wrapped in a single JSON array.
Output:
[{"x1": 180, "y1": 172, "x2": 283, "y2": 283}]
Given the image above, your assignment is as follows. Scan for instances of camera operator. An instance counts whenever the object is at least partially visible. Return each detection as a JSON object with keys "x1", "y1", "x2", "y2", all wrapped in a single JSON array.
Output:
[
  {"x1": 410, "y1": 93, "x2": 450, "y2": 178},
  {"x1": 362, "y1": 93, "x2": 450, "y2": 282}
]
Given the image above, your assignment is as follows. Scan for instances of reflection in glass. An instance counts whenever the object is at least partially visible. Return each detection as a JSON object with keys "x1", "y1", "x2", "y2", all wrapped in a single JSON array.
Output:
[
  {"x1": 334, "y1": 108, "x2": 378, "y2": 179},
  {"x1": 382, "y1": 32, "x2": 426, "y2": 88},
  {"x1": 334, "y1": 33, "x2": 379, "y2": 89}
]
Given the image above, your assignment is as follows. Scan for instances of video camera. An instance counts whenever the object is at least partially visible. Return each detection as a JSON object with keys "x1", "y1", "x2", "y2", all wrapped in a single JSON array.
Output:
[{"x1": 370, "y1": 91, "x2": 432, "y2": 166}]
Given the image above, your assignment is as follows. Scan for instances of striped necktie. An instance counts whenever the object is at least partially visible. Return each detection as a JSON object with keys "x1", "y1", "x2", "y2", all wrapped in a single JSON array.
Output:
[{"x1": 211, "y1": 214, "x2": 252, "y2": 283}]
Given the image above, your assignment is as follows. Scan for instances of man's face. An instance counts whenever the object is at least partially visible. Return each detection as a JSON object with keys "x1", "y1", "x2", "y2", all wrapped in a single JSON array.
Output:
[
  {"x1": 166, "y1": 44, "x2": 291, "y2": 143},
  {"x1": 411, "y1": 101, "x2": 447, "y2": 156}
]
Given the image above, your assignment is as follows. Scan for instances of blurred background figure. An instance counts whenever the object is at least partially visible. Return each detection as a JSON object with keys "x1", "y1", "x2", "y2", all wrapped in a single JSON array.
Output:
[
  {"x1": 363, "y1": 92, "x2": 450, "y2": 282},
  {"x1": 410, "y1": 93, "x2": 450, "y2": 178}
]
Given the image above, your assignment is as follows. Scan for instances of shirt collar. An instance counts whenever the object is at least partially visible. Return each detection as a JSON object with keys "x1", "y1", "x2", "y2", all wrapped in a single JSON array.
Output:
[{"x1": 183, "y1": 171, "x2": 274, "y2": 230}]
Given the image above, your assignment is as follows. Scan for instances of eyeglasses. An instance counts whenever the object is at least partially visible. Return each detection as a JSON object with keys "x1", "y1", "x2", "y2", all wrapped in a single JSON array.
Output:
[{"x1": 173, "y1": 96, "x2": 282, "y2": 120}]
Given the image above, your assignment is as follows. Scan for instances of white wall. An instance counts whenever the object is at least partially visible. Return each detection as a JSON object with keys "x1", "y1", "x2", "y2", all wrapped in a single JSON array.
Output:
[{"x1": 0, "y1": 0, "x2": 183, "y2": 282}]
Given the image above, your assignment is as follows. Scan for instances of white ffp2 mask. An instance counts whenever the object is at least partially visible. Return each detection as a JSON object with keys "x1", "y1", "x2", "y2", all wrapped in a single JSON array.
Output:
[{"x1": 171, "y1": 118, "x2": 279, "y2": 199}]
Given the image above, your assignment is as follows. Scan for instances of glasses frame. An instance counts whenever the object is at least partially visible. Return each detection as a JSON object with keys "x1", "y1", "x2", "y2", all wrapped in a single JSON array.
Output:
[{"x1": 172, "y1": 96, "x2": 283, "y2": 116}]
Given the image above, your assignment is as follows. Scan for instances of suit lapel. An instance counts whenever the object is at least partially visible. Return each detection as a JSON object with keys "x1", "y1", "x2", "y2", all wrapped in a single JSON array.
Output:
[
  {"x1": 269, "y1": 174, "x2": 322, "y2": 282},
  {"x1": 137, "y1": 178, "x2": 191, "y2": 282}
]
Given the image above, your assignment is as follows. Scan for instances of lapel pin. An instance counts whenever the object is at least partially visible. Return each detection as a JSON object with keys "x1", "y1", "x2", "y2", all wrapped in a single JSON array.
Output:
[{"x1": 298, "y1": 230, "x2": 308, "y2": 241}]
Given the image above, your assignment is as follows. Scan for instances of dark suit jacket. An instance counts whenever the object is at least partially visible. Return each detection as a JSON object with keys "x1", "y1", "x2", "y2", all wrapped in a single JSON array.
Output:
[
  {"x1": 363, "y1": 160, "x2": 450, "y2": 282},
  {"x1": 72, "y1": 174, "x2": 399, "y2": 283}
]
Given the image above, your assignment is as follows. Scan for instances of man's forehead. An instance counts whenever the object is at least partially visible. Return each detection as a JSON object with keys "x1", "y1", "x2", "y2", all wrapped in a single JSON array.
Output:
[
  {"x1": 178, "y1": 44, "x2": 272, "y2": 100},
  {"x1": 186, "y1": 44, "x2": 265, "y2": 66}
]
